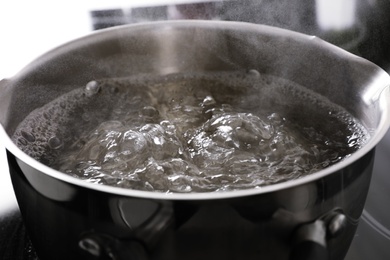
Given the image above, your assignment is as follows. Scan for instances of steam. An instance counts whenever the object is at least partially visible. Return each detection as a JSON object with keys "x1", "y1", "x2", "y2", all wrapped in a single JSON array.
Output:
[{"x1": 316, "y1": 0, "x2": 357, "y2": 31}]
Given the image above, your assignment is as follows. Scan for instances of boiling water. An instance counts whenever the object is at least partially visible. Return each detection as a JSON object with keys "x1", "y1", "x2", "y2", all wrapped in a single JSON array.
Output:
[{"x1": 12, "y1": 71, "x2": 368, "y2": 193}]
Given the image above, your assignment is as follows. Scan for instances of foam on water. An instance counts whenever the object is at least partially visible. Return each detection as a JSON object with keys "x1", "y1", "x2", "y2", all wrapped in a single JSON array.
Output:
[{"x1": 12, "y1": 71, "x2": 369, "y2": 193}]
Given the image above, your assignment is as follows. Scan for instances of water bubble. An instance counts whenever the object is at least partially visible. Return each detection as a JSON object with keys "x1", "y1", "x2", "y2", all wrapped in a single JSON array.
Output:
[
  {"x1": 235, "y1": 127, "x2": 259, "y2": 145},
  {"x1": 202, "y1": 95, "x2": 216, "y2": 107},
  {"x1": 140, "y1": 106, "x2": 159, "y2": 118},
  {"x1": 89, "y1": 145, "x2": 101, "y2": 160},
  {"x1": 21, "y1": 130, "x2": 36, "y2": 142},
  {"x1": 82, "y1": 112, "x2": 92, "y2": 122},
  {"x1": 48, "y1": 136, "x2": 63, "y2": 149},
  {"x1": 85, "y1": 81, "x2": 100, "y2": 96},
  {"x1": 160, "y1": 120, "x2": 176, "y2": 136},
  {"x1": 120, "y1": 130, "x2": 147, "y2": 154},
  {"x1": 109, "y1": 85, "x2": 119, "y2": 94},
  {"x1": 268, "y1": 113, "x2": 284, "y2": 126},
  {"x1": 169, "y1": 176, "x2": 192, "y2": 192},
  {"x1": 18, "y1": 137, "x2": 28, "y2": 146},
  {"x1": 43, "y1": 112, "x2": 51, "y2": 120},
  {"x1": 247, "y1": 69, "x2": 260, "y2": 77}
]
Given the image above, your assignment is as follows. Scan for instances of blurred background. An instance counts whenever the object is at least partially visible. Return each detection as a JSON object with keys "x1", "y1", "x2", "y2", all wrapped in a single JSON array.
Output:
[
  {"x1": 1, "y1": 0, "x2": 390, "y2": 80},
  {"x1": 1, "y1": 0, "x2": 390, "y2": 259}
]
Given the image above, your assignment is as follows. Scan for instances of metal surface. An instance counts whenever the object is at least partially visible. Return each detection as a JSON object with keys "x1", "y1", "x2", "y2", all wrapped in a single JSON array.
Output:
[
  {"x1": 0, "y1": 21, "x2": 389, "y2": 259},
  {"x1": 6, "y1": 149, "x2": 375, "y2": 260},
  {"x1": 1, "y1": 21, "x2": 389, "y2": 198}
]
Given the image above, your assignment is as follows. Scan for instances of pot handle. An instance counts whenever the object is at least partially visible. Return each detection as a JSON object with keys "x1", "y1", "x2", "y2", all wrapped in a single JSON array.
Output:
[
  {"x1": 290, "y1": 241, "x2": 329, "y2": 260},
  {"x1": 289, "y1": 220, "x2": 329, "y2": 260},
  {"x1": 289, "y1": 212, "x2": 347, "y2": 260}
]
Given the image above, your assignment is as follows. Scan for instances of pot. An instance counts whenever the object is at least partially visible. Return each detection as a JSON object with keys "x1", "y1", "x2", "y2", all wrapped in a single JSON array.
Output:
[{"x1": 0, "y1": 20, "x2": 389, "y2": 260}]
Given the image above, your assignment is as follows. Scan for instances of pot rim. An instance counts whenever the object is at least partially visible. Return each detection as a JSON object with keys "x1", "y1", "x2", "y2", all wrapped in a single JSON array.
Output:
[{"x1": 1, "y1": 20, "x2": 390, "y2": 200}]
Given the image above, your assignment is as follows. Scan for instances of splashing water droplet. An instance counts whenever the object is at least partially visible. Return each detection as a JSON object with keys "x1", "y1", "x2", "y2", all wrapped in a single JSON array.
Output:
[
  {"x1": 85, "y1": 81, "x2": 100, "y2": 96},
  {"x1": 140, "y1": 106, "x2": 159, "y2": 118},
  {"x1": 247, "y1": 69, "x2": 260, "y2": 77},
  {"x1": 202, "y1": 95, "x2": 216, "y2": 107}
]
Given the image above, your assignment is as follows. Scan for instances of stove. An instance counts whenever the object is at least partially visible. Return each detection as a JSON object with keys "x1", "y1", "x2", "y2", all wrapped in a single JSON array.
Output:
[{"x1": 1, "y1": 1, "x2": 390, "y2": 259}]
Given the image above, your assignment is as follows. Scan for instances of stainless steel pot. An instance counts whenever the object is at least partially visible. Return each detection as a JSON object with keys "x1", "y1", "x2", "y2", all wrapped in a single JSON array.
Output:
[{"x1": 1, "y1": 20, "x2": 390, "y2": 260}]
